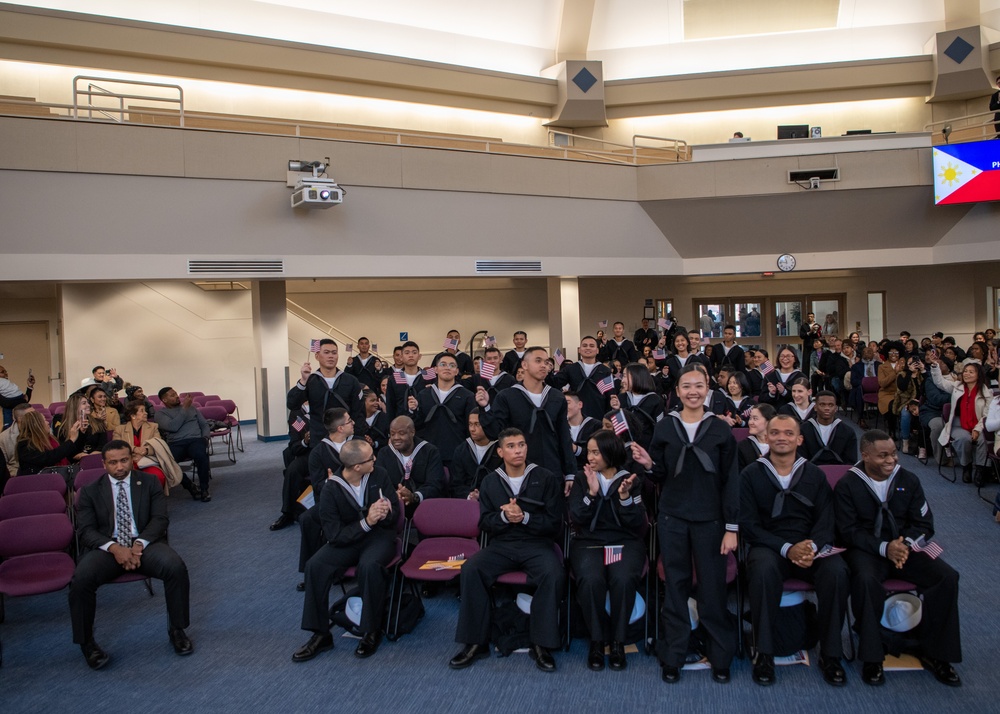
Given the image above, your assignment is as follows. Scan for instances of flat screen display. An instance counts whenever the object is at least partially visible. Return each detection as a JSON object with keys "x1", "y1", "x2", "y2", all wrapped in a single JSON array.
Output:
[
  {"x1": 933, "y1": 140, "x2": 1000, "y2": 205},
  {"x1": 777, "y1": 125, "x2": 809, "y2": 140}
]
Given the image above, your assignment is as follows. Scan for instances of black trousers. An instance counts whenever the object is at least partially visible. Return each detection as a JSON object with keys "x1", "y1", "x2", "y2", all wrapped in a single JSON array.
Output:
[
  {"x1": 168, "y1": 438, "x2": 211, "y2": 491},
  {"x1": 281, "y1": 453, "x2": 309, "y2": 516},
  {"x1": 658, "y1": 516, "x2": 735, "y2": 669},
  {"x1": 298, "y1": 506, "x2": 324, "y2": 573},
  {"x1": 69, "y1": 543, "x2": 190, "y2": 645},
  {"x1": 746, "y1": 547, "x2": 849, "y2": 658},
  {"x1": 569, "y1": 538, "x2": 645, "y2": 643},
  {"x1": 455, "y1": 539, "x2": 565, "y2": 650},
  {"x1": 844, "y1": 549, "x2": 961, "y2": 664},
  {"x1": 301, "y1": 533, "x2": 396, "y2": 636}
]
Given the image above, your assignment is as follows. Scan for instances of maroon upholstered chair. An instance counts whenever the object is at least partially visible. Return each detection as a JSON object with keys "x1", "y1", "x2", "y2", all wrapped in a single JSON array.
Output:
[{"x1": 0, "y1": 491, "x2": 67, "y2": 520}]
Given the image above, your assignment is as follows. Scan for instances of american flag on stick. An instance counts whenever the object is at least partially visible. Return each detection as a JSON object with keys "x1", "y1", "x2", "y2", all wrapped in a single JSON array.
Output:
[
  {"x1": 479, "y1": 361, "x2": 496, "y2": 380},
  {"x1": 610, "y1": 410, "x2": 630, "y2": 437},
  {"x1": 345, "y1": 343, "x2": 353, "y2": 354},
  {"x1": 448, "y1": 553, "x2": 465, "y2": 561},
  {"x1": 423, "y1": 367, "x2": 437, "y2": 381},
  {"x1": 604, "y1": 545, "x2": 623, "y2": 566},
  {"x1": 292, "y1": 416, "x2": 307, "y2": 432},
  {"x1": 912, "y1": 536, "x2": 943, "y2": 559},
  {"x1": 554, "y1": 349, "x2": 565, "y2": 367},
  {"x1": 483, "y1": 335, "x2": 496, "y2": 348},
  {"x1": 760, "y1": 360, "x2": 775, "y2": 375},
  {"x1": 653, "y1": 349, "x2": 667, "y2": 360},
  {"x1": 443, "y1": 338, "x2": 459, "y2": 351},
  {"x1": 596, "y1": 375, "x2": 615, "y2": 395},
  {"x1": 393, "y1": 371, "x2": 407, "y2": 385},
  {"x1": 309, "y1": 339, "x2": 322, "y2": 353},
  {"x1": 658, "y1": 318, "x2": 672, "y2": 330},
  {"x1": 597, "y1": 320, "x2": 608, "y2": 329}
]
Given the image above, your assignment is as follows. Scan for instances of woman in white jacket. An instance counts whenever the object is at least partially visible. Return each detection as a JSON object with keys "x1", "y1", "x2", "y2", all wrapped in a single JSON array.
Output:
[
  {"x1": 932, "y1": 359, "x2": 990, "y2": 483},
  {"x1": 982, "y1": 395, "x2": 1000, "y2": 522}
]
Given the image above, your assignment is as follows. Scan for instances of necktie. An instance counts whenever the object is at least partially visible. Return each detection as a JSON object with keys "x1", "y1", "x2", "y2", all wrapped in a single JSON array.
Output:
[{"x1": 115, "y1": 481, "x2": 133, "y2": 547}]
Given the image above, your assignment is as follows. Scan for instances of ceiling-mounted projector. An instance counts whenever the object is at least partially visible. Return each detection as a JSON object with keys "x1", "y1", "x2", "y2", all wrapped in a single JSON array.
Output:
[{"x1": 291, "y1": 177, "x2": 344, "y2": 209}]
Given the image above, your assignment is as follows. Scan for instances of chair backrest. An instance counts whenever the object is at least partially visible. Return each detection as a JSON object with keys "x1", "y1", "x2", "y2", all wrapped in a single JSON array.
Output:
[
  {"x1": 193, "y1": 395, "x2": 212, "y2": 406},
  {"x1": 861, "y1": 376, "x2": 879, "y2": 393},
  {"x1": 182, "y1": 391, "x2": 205, "y2": 399},
  {"x1": 412, "y1": 498, "x2": 480, "y2": 538},
  {"x1": 731, "y1": 427, "x2": 750, "y2": 443},
  {"x1": 209, "y1": 399, "x2": 237, "y2": 416},
  {"x1": 819, "y1": 463, "x2": 851, "y2": 490},
  {"x1": 29, "y1": 403, "x2": 46, "y2": 410},
  {"x1": 148, "y1": 395, "x2": 163, "y2": 406},
  {"x1": 79, "y1": 453, "x2": 104, "y2": 469},
  {"x1": 3, "y1": 472, "x2": 68, "y2": 497},
  {"x1": 48, "y1": 401, "x2": 66, "y2": 415},
  {"x1": 0, "y1": 513, "x2": 74, "y2": 557},
  {"x1": 941, "y1": 402, "x2": 951, "y2": 422},
  {"x1": 201, "y1": 405, "x2": 229, "y2": 423},
  {"x1": 0, "y1": 490, "x2": 67, "y2": 520},
  {"x1": 73, "y1": 468, "x2": 106, "y2": 491}
]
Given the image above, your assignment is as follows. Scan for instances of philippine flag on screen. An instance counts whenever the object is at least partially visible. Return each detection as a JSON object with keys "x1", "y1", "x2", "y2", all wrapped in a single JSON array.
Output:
[{"x1": 933, "y1": 141, "x2": 1000, "y2": 205}]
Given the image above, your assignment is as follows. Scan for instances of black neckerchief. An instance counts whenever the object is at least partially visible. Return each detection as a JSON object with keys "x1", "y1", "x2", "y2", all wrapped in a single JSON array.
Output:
[{"x1": 757, "y1": 456, "x2": 813, "y2": 517}]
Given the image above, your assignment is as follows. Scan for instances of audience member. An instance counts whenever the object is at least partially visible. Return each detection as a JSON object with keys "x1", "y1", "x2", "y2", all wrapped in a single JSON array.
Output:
[
  {"x1": 931, "y1": 359, "x2": 990, "y2": 483},
  {"x1": 70, "y1": 441, "x2": 192, "y2": 669},
  {"x1": 289, "y1": 338, "x2": 367, "y2": 444},
  {"x1": 760, "y1": 347, "x2": 804, "y2": 408},
  {"x1": 600, "y1": 322, "x2": 638, "y2": 365},
  {"x1": 799, "y1": 390, "x2": 858, "y2": 465},
  {"x1": 876, "y1": 343, "x2": 906, "y2": 437},
  {"x1": 777, "y1": 377, "x2": 813, "y2": 422},
  {"x1": 0, "y1": 402, "x2": 32, "y2": 480},
  {"x1": 80, "y1": 365, "x2": 124, "y2": 399},
  {"x1": 409, "y1": 353, "x2": 475, "y2": 469},
  {"x1": 738, "y1": 403, "x2": 776, "y2": 470},
  {"x1": 154, "y1": 387, "x2": 212, "y2": 501},
  {"x1": 548, "y1": 336, "x2": 613, "y2": 420},
  {"x1": 501, "y1": 331, "x2": 529, "y2": 376},
  {"x1": 86, "y1": 385, "x2": 122, "y2": 432},
  {"x1": 448, "y1": 409, "x2": 501, "y2": 499},
  {"x1": 345, "y1": 337, "x2": 381, "y2": 392},
  {"x1": 16, "y1": 410, "x2": 84, "y2": 474},
  {"x1": 377, "y1": 416, "x2": 445, "y2": 517},
  {"x1": 633, "y1": 319, "x2": 659, "y2": 353},
  {"x1": 124, "y1": 384, "x2": 156, "y2": 417},
  {"x1": 0, "y1": 363, "x2": 34, "y2": 428},
  {"x1": 565, "y1": 391, "x2": 601, "y2": 468},
  {"x1": 383, "y1": 341, "x2": 431, "y2": 422},
  {"x1": 113, "y1": 401, "x2": 184, "y2": 492}
]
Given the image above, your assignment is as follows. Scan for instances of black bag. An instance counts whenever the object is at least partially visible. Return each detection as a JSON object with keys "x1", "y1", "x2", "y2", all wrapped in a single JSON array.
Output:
[
  {"x1": 491, "y1": 598, "x2": 531, "y2": 656},
  {"x1": 329, "y1": 587, "x2": 425, "y2": 639},
  {"x1": 329, "y1": 587, "x2": 364, "y2": 637},
  {"x1": 773, "y1": 601, "x2": 818, "y2": 657}
]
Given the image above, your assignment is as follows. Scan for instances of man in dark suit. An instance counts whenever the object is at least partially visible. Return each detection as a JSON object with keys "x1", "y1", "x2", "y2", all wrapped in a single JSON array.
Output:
[{"x1": 69, "y1": 440, "x2": 192, "y2": 669}]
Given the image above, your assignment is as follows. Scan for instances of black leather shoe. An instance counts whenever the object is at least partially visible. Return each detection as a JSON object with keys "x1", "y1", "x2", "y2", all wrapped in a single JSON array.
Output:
[
  {"x1": 920, "y1": 657, "x2": 961, "y2": 687},
  {"x1": 962, "y1": 464, "x2": 973, "y2": 483},
  {"x1": 296, "y1": 581, "x2": 305, "y2": 592},
  {"x1": 200, "y1": 488, "x2": 212, "y2": 502},
  {"x1": 819, "y1": 656, "x2": 847, "y2": 687},
  {"x1": 182, "y1": 478, "x2": 200, "y2": 500},
  {"x1": 752, "y1": 653, "x2": 775, "y2": 686},
  {"x1": 862, "y1": 662, "x2": 885, "y2": 686},
  {"x1": 168, "y1": 628, "x2": 194, "y2": 656},
  {"x1": 661, "y1": 664, "x2": 681, "y2": 684},
  {"x1": 82, "y1": 640, "x2": 110, "y2": 670},
  {"x1": 587, "y1": 641, "x2": 606, "y2": 671},
  {"x1": 608, "y1": 641, "x2": 627, "y2": 671},
  {"x1": 270, "y1": 514, "x2": 294, "y2": 531},
  {"x1": 449, "y1": 644, "x2": 489, "y2": 669},
  {"x1": 354, "y1": 631, "x2": 382, "y2": 659},
  {"x1": 712, "y1": 667, "x2": 731, "y2": 684},
  {"x1": 292, "y1": 632, "x2": 334, "y2": 662},
  {"x1": 529, "y1": 644, "x2": 556, "y2": 673}
]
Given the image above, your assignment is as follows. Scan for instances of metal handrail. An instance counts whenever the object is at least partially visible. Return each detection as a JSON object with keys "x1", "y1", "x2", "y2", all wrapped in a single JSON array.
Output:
[
  {"x1": 633, "y1": 134, "x2": 690, "y2": 162},
  {"x1": 923, "y1": 109, "x2": 996, "y2": 144},
  {"x1": 286, "y1": 299, "x2": 388, "y2": 361},
  {"x1": 73, "y1": 75, "x2": 184, "y2": 125},
  {"x1": 547, "y1": 129, "x2": 689, "y2": 162}
]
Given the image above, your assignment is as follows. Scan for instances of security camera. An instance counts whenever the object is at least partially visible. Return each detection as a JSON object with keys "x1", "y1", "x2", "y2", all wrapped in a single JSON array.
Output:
[
  {"x1": 809, "y1": 177, "x2": 820, "y2": 190},
  {"x1": 942, "y1": 124, "x2": 952, "y2": 143}
]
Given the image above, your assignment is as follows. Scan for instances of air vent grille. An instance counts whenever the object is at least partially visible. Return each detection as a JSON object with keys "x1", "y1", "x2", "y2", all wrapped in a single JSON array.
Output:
[
  {"x1": 475, "y1": 260, "x2": 542, "y2": 273},
  {"x1": 188, "y1": 260, "x2": 284, "y2": 274}
]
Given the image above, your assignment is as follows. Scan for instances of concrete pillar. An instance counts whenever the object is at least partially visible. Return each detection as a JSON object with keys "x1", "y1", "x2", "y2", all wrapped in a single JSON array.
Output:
[
  {"x1": 251, "y1": 280, "x2": 289, "y2": 441},
  {"x1": 546, "y1": 277, "x2": 581, "y2": 360}
]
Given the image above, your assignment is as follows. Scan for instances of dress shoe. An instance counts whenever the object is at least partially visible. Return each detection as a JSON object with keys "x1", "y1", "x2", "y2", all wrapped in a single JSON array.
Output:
[
  {"x1": 168, "y1": 628, "x2": 194, "y2": 656},
  {"x1": 182, "y1": 478, "x2": 200, "y2": 500},
  {"x1": 819, "y1": 656, "x2": 847, "y2": 687},
  {"x1": 587, "y1": 641, "x2": 606, "y2": 671},
  {"x1": 661, "y1": 664, "x2": 681, "y2": 684},
  {"x1": 354, "y1": 631, "x2": 382, "y2": 659},
  {"x1": 917, "y1": 447, "x2": 928, "y2": 463},
  {"x1": 270, "y1": 514, "x2": 294, "y2": 531},
  {"x1": 862, "y1": 662, "x2": 885, "y2": 686},
  {"x1": 296, "y1": 581, "x2": 305, "y2": 592},
  {"x1": 608, "y1": 641, "x2": 627, "y2": 671},
  {"x1": 200, "y1": 488, "x2": 212, "y2": 502},
  {"x1": 712, "y1": 667, "x2": 731, "y2": 684},
  {"x1": 82, "y1": 640, "x2": 110, "y2": 670},
  {"x1": 529, "y1": 644, "x2": 556, "y2": 672},
  {"x1": 920, "y1": 657, "x2": 961, "y2": 687},
  {"x1": 292, "y1": 632, "x2": 334, "y2": 662},
  {"x1": 752, "y1": 653, "x2": 775, "y2": 686},
  {"x1": 449, "y1": 644, "x2": 489, "y2": 669},
  {"x1": 962, "y1": 464, "x2": 973, "y2": 483}
]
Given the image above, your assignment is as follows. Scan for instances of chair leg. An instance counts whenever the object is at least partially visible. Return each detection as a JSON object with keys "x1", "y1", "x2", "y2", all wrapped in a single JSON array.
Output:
[{"x1": 143, "y1": 577, "x2": 155, "y2": 597}]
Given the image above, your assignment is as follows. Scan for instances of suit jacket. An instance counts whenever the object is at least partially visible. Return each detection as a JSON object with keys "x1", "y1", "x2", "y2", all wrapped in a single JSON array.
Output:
[{"x1": 77, "y1": 471, "x2": 168, "y2": 553}]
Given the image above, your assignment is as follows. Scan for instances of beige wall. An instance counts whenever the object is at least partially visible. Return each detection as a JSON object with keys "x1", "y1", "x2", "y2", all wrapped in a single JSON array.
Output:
[
  {"x1": 60, "y1": 282, "x2": 256, "y2": 416},
  {"x1": 0, "y1": 287, "x2": 62, "y2": 403}
]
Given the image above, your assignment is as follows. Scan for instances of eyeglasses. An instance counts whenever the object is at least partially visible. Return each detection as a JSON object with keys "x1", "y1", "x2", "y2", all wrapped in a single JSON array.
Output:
[{"x1": 347, "y1": 456, "x2": 375, "y2": 468}]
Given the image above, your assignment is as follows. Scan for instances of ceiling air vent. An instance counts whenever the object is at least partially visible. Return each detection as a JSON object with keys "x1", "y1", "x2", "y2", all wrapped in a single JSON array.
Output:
[
  {"x1": 188, "y1": 260, "x2": 284, "y2": 275},
  {"x1": 475, "y1": 260, "x2": 542, "y2": 273}
]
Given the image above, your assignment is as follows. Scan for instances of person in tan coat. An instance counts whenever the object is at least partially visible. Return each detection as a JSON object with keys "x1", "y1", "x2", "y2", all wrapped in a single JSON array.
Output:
[
  {"x1": 114, "y1": 401, "x2": 185, "y2": 493},
  {"x1": 877, "y1": 343, "x2": 906, "y2": 439}
]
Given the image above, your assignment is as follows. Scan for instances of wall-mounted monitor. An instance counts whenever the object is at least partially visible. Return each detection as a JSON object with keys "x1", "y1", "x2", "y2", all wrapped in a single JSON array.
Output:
[
  {"x1": 777, "y1": 125, "x2": 810, "y2": 140},
  {"x1": 933, "y1": 140, "x2": 1000, "y2": 205}
]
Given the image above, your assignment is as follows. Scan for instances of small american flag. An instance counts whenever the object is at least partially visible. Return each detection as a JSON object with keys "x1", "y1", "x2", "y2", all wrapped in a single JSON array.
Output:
[
  {"x1": 658, "y1": 318, "x2": 672, "y2": 330},
  {"x1": 604, "y1": 545, "x2": 623, "y2": 566},
  {"x1": 292, "y1": 416, "x2": 307, "y2": 432},
  {"x1": 483, "y1": 335, "x2": 496, "y2": 348},
  {"x1": 309, "y1": 339, "x2": 322, "y2": 353},
  {"x1": 423, "y1": 367, "x2": 437, "y2": 381},
  {"x1": 371, "y1": 343, "x2": 378, "y2": 352},
  {"x1": 345, "y1": 343, "x2": 353, "y2": 354},
  {"x1": 554, "y1": 349, "x2": 565, "y2": 367},
  {"x1": 610, "y1": 410, "x2": 630, "y2": 436},
  {"x1": 596, "y1": 375, "x2": 615, "y2": 394},
  {"x1": 598, "y1": 320, "x2": 608, "y2": 329},
  {"x1": 815, "y1": 544, "x2": 846, "y2": 559},
  {"x1": 912, "y1": 536, "x2": 943, "y2": 559},
  {"x1": 443, "y1": 338, "x2": 459, "y2": 351},
  {"x1": 740, "y1": 406, "x2": 754, "y2": 420},
  {"x1": 653, "y1": 348, "x2": 666, "y2": 360},
  {"x1": 760, "y1": 360, "x2": 775, "y2": 375},
  {"x1": 480, "y1": 361, "x2": 496, "y2": 380},
  {"x1": 447, "y1": 553, "x2": 465, "y2": 561},
  {"x1": 403, "y1": 460, "x2": 413, "y2": 481},
  {"x1": 393, "y1": 371, "x2": 407, "y2": 385}
]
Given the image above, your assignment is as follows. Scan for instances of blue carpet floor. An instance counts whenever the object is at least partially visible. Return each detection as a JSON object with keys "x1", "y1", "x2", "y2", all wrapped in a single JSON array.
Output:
[{"x1": 2, "y1": 420, "x2": 998, "y2": 714}]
